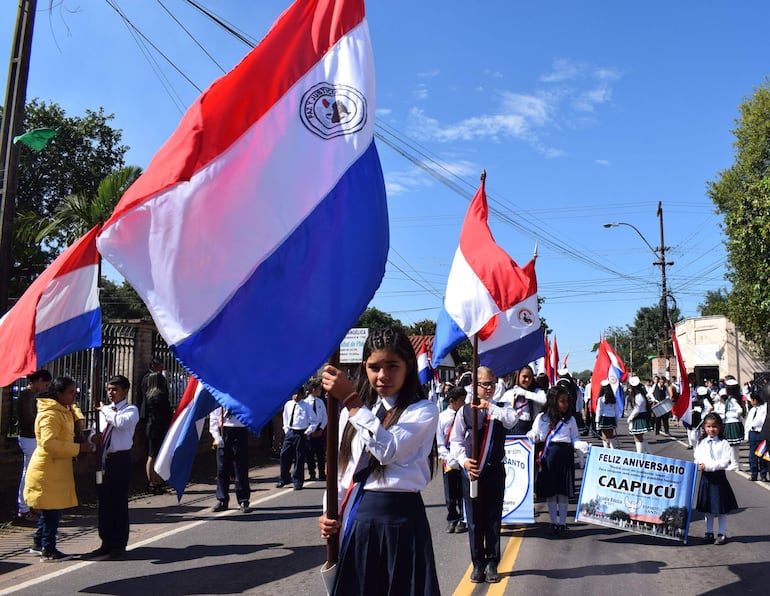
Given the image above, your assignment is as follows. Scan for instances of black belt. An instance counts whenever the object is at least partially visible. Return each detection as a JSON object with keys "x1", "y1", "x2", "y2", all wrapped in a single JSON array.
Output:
[
  {"x1": 105, "y1": 449, "x2": 131, "y2": 459},
  {"x1": 290, "y1": 428, "x2": 308, "y2": 432}
]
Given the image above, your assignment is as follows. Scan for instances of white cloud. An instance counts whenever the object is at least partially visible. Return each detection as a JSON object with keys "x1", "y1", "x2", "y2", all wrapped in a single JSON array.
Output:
[
  {"x1": 413, "y1": 83, "x2": 428, "y2": 100},
  {"x1": 403, "y1": 57, "x2": 621, "y2": 158},
  {"x1": 384, "y1": 159, "x2": 478, "y2": 196},
  {"x1": 376, "y1": 108, "x2": 392, "y2": 117},
  {"x1": 595, "y1": 159, "x2": 611, "y2": 166},
  {"x1": 418, "y1": 69, "x2": 440, "y2": 78}
]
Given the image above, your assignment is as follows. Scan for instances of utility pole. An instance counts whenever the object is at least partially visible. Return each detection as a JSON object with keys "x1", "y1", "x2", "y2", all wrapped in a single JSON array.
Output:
[
  {"x1": 655, "y1": 201, "x2": 673, "y2": 378},
  {"x1": 0, "y1": 0, "x2": 38, "y2": 312}
]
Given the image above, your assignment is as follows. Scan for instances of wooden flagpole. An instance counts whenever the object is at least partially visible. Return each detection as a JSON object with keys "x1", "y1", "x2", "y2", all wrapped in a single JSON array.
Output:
[{"x1": 324, "y1": 349, "x2": 341, "y2": 568}]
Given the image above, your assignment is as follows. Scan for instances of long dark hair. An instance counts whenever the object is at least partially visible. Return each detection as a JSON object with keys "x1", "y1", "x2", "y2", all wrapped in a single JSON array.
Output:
[
  {"x1": 701, "y1": 412, "x2": 725, "y2": 439},
  {"x1": 543, "y1": 385, "x2": 572, "y2": 428},
  {"x1": 599, "y1": 383, "x2": 616, "y2": 405},
  {"x1": 339, "y1": 327, "x2": 434, "y2": 475}
]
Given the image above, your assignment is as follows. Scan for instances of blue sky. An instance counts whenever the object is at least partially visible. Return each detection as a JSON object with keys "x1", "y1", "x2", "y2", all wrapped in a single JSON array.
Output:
[{"x1": 4, "y1": 1, "x2": 769, "y2": 372}]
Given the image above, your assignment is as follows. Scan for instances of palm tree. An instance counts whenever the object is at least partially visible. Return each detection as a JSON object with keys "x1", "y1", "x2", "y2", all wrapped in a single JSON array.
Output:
[
  {"x1": 37, "y1": 165, "x2": 142, "y2": 244},
  {"x1": 16, "y1": 165, "x2": 142, "y2": 251}
]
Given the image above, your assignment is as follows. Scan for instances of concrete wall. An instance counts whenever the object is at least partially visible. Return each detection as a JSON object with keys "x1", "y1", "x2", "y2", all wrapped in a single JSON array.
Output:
[{"x1": 674, "y1": 315, "x2": 768, "y2": 385}]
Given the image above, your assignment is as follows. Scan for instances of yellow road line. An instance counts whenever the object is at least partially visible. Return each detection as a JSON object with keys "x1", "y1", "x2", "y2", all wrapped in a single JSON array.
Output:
[{"x1": 452, "y1": 528, "x2": 525, "y2": 596}]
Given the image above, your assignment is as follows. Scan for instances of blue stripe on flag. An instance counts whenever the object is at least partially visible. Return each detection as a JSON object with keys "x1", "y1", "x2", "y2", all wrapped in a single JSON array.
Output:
[
  {"x1": 479, "y1": 326, "x2": 545, "y2": 377},
  {"x1": 432, "y1": 306, "x2": 467, "y2": 367},
  {"x1": 35, "y1": 308, "x2": 102, "y2": 366},
  {"x1": 167, "y1": 387, "x2": 219, "y2": 498},
  {"x1": 173, "y1": 142, "x2": 388, "y2": 433}
]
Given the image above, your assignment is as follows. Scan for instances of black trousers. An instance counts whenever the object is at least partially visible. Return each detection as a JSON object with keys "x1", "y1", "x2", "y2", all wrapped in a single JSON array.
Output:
[
  {"x1": 443, "y1": 467, "x2": 463, "y2": 523},
  {"x1": 216, "y1": 426, "x2": 251, "y2": 503},
  {"x1": 279, "y1": 429, "x2": 308, "y2": 485},
  {"x1": 99, "y1": 450, "x2": 132, "y2": 550},
  {"x1": 306, "y1": 432, "x2": 326, "y2": 478},
  {"x1": 462, "y1": 462, "x2": 505, "y2": 566}
]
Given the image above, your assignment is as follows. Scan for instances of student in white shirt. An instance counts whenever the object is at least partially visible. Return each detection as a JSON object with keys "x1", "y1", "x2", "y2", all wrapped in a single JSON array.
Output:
[
  {"x1": 319, "y1": 327, "x2": 439, "y2": 595},
  {"x1": 744, "y1": 391, "x2": 768, "y2": 481},
  {"x1": 694, "y1": 413, "x2": 738, "y2": 544},
  {"x1": 530, "y1": 385, "x2": 580, "y2": 536},
  {"x1": 83, "y1": 375, "x2": 139, "y2": 561}
]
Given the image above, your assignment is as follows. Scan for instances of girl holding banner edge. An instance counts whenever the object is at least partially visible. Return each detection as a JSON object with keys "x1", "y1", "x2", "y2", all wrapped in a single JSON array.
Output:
[
  {"x1": 694, "y1": 413, "x2": 738, "y2": 544},
  {"x1": 318, "y1": 327, "x2": 440, "y2": 595}
]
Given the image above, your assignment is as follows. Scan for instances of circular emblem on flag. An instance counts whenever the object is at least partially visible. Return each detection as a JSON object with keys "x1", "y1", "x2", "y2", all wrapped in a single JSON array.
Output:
[
  {"x1": 300, "y1": 83, "x2": 367, "y2": 139},
  {"x1": 516, "y1": 307, "x2": 535, "y2": 327}
]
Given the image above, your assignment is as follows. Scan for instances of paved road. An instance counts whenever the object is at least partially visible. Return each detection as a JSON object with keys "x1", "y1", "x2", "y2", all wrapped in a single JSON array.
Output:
[{"x1": 1, "y1": 423, "x2": 768, "y2": 595}]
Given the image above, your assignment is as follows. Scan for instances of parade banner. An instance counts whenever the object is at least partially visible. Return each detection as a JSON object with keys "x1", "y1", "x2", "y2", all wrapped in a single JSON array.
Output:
[
  {"x1": 502, "y1": 436, "x2": 535, "y2": 523},
  {"x1": 576, "y1": 447, "x2": 697, "y2": 543}
]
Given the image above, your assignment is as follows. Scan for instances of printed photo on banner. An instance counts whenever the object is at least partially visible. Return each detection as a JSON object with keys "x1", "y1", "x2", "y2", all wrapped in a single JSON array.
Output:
[
  {"x1": 502, "y1": 436, "x2": 535, "y2": 524},
  {"x1": 576, "y1": 447, "x2": 697, "y2": 543}
]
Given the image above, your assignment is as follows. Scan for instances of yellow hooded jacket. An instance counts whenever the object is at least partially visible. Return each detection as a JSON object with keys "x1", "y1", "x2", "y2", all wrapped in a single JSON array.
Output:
[{"x1": 23, "y1": 397, "x2": 80, "y2": 510}]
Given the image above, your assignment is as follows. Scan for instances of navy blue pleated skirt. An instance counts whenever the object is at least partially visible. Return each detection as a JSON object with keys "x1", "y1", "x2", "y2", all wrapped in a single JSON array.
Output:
[
  {"x1": 535, "y1": 442, "x2": 575, "y2": 499},
  {"x1": 333, "y1": 490, "x2": 440, "y2": 596},
  {"x1": 696, "y1": 470, "x2": 738, "y2": 514}
]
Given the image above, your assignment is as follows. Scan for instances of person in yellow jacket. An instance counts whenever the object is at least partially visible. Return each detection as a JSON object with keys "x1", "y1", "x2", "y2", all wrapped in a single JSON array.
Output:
[{"x1": 24, "y1": 376, "x2": 94, "y2": 561}]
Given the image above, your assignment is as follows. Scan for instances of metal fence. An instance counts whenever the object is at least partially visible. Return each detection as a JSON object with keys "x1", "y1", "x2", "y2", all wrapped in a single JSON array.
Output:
[{"x1": 5, "y1": 323, "x2": 189, "y2": 438}]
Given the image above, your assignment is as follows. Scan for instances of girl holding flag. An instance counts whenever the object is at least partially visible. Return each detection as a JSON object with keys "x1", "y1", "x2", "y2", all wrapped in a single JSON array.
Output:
[
  {"x1": 530, "y1": 385, "x2": 580, "y2": 536},
  {"x1": 318, "y1": 327, "x2": 440, "y2": 595}
]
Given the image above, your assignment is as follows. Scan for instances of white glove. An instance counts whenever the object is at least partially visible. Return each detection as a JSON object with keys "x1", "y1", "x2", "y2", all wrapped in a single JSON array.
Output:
[
  {"x1": 216, "y1": 438, "x2": 225, "y2": 448},
  {"x1": 525, "y1": 429, "x2": 537, "y2": 443}
]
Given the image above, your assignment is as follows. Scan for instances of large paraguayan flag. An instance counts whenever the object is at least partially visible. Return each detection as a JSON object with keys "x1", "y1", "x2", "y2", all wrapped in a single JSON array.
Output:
[
  {"x1": 154, "y1": 377, "x2": 219, "y2": 500},
  {"x1": 432, "y1": 178, "x2": 544, "y2": 376},
  {"x1": 0, "y1": 226, "x2": 101, "y2": 386},
  {"x1": 96, "y1": 0, "x2": 387, "y2": 433}
]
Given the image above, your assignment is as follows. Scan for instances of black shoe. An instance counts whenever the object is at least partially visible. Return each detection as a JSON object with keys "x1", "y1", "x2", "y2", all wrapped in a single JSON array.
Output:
[
  {"x1": 485, "y1": 562, "x2": 500, "y2": 583},
  {"x1": 318, "y1": 474, "x2": 326, "y2": 481},
  {"x1": 704, "y1": 532, "x2": 715, "y2": 544},
  {"x1": 293, "y1": 484, "x2": 303, "y2": 490},
  {"x1": 308, "y1": 474, "x2": 317, "y2": 481},
  {"x1": 239, "y1": 501, "x2": 251, "y2": 513},
  {"x1": 446, "y1": 523, "x2": 456, "y2": 533},
  {"x1": 107, "y1": 548, "x2": 126, "y2": 560},
  {"x1": 82, "y1": 545, "x2": 111, "y2": 561},
  {"x1": 29, "y1": 539, "x2": 42, "y2": 556},
  {"x1": 275, "y1": 481, "x2": 286, "y2": 488},
  {"x1": 714, "y1": 534, "x2": 727, "y2": 545},
  {"x1": 750, "y1": 475, "x2": 758, "y2": 481},
  {"x1": 549, "y1": 524, "x2": 560, "y2": 536},
  {"x1": 470, "y1": 565, "x2": 485, "y2": 583},
  {"x1": 41, "y1": 549, "x2": 72, "y2": 562},
  {"x1": 762, "y1": 475, "x2": 769, "y2": 482},
  {"x1": 454, "y1": 521, "x2": 468, "y2": 533},
  {"x1": 211, "y1": 500, "x2": 228, "y2": 512}
]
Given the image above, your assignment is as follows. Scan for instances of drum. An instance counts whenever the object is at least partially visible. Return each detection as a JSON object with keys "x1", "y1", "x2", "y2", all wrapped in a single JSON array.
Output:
[{"x1": 652, "y1": 398, "x2": 673, "y2": 417}]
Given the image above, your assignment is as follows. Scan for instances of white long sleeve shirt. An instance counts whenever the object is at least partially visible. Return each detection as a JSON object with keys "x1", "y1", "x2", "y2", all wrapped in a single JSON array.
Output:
[
  {"x1": 745, "y1": 403, "x2": 767, "y2": 439},
  {"x1": 449, "y1": 401, "x2": 519, "y2": 468},
  {"x1": 436, "y1": 406, "x2": 461, "y2": 470},
  {"x1": 694, "y1": 437, "x2": 732, "y2": 471},
  {"x1": 99, "y1": 399, "x2": 139, "y2": 454}
]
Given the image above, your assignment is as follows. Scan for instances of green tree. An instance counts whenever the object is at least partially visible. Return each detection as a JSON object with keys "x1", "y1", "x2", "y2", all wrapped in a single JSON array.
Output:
[
  {"x1": 405, "y1": 319, "x2": 436, "y2": 336},
  {"x1": 355, "y1": 307, "x2": 406, "y2": 333},
  {"x1": 708, "y1": 80, "x2": 770, "y2": 358},
  {"x1": 3, "y1": 100, "x2": 127, "y2": 303},
  {"x1": 698, "y1": 288, "x2": 730, "y2": 317},
  {"x1": 100, "y1": 278, "x2": 151, "y2": 321}
]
